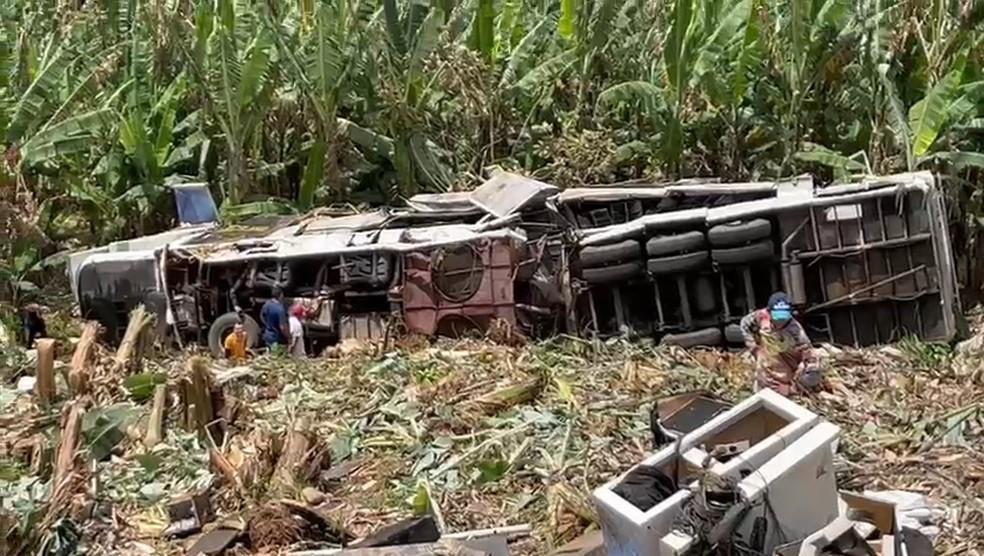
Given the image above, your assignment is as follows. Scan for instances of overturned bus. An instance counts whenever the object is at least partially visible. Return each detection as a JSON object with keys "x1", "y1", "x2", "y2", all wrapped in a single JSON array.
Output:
[{"x1": 68, "y1": 171, "x2": 963, "y2": 353}]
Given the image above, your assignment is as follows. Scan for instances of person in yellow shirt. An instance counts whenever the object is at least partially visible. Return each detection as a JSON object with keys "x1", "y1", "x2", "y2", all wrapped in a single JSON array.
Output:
[{"x1": 223, "y1": 322, "x2": 249, "y2": 361}]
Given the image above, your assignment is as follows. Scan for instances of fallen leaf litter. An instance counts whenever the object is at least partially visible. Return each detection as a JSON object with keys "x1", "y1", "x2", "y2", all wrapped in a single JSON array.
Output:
[{"x1": 1, "y1": 320, "x2": 982, "y2": 555}]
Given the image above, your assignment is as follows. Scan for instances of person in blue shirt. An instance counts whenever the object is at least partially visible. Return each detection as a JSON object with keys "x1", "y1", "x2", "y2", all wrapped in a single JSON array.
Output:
[{"x1": 260, "y1": 286, "x2": 289, "y2": 348}]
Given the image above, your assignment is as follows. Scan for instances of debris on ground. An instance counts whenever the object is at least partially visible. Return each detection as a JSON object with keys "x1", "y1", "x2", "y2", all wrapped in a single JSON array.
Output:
[
  {"x1": 592, "y1": 388, "x2": 948, "y2": 555},
  {"x1": 0, "y1": 307, "x2": 982, "y2": 555}
]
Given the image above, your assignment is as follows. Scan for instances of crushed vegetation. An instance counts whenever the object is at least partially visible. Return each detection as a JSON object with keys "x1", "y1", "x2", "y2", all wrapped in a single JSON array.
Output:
[{"x1": 1, "y1": 308, "x2": 983, "y2": 555}]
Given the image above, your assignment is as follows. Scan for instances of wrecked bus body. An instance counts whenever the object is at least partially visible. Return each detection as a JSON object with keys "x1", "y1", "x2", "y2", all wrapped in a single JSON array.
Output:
[
  {"x1": 566, "y1": 171, "x2": 962, "y2": 347},
  {"x1": 68, "y1": 171, "x2": 962, "y2": 352}
]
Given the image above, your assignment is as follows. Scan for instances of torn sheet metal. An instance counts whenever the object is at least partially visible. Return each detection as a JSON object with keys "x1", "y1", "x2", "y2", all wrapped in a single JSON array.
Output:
[
  {"x1": 186, "y1": 528, "x2": 240, "y2": 556},
  {"x1": 349, "y1": 516, "x2": 440, "y2": 548},
  {"x1": 706, "y1": 180, "x2": 929, "y2": 225},
  {"x1": 579, "y1": 207, "x2": 709, "y2": 245},
  {"x1": 178, "y1": 225, "x2": 525, "y2": 264},
  {"x1": 557, "y1": 188, "x2": 672, "y2": 204},
  {"x1": 333, "y1": 540, "x2": 498, "y2": 555},
  {"x1": 406, "y1": 191, "x2": 480, "y2": 213},
  {"x1": 815, "y1": 171, "x2": 934, "y2": 197},
  {"x1": 556, "y1": 180, "x2": 793, "y2": 205},
  {"x1": 656, "y1": 391, "x2": 732, "y2": 436},
  {"x1": 470, "y1": 172, "x2": 559, "y2": 217},
  {"x1": 295, "y1": 211, "x2": 392, "y2": 234},
  {"x1": 796, "y1": 517, "x2": 877, "y2": 556}
]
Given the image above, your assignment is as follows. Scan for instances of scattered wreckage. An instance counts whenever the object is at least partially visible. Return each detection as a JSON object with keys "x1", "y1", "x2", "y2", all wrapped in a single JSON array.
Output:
[
  {"x1": 589, "y1": 389, "x2": 937, "y2": 556},
  {"x1": 4, "y1": 310, "x2": 961, "y2": 554},
  {"x1": 67, "y1": 171, "x2": 964, "y2": 353}
]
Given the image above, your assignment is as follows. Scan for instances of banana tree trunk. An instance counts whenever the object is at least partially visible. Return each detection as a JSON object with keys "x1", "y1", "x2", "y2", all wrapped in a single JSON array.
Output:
[
  {"x1": 322, "y1": 114, "x2": 342, "y2": 196},
  {"x1": 393, "y1": 133, "x2": 416, "y2": 197},
  {"x1": 299, "y1": 139, "x2": 326, "y2": 210},
  {"x1": 225, "y1": 142, "x2": 245, "y2": 205}
]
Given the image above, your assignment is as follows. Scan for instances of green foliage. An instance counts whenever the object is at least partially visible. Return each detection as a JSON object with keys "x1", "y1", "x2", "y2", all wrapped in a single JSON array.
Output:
[
  {"x1": 597, "y1": 81, "x2": 663, "y2": 116},
  {"x1": 476, "y1": 458, "x2": 509, "y2": 484},
  {"x1": 898, "y1": 336, "x2": 952, "y2": 371},
  {"x1": 910, "y1": 67, "x2": 963, "y2": 159},
  {"x1": 795, "y1": 142, "x2": 865, "y2": 180},
  {"x1": 0, "y1": 475, "x2": 50, "y2": 553},
  {"x1": 410, "y1": 479, "x2": 431, "y2": 515},
  {"x1": 0, "y1": 0, "x2": 981, "y2": 268},
  {"x1": 0, "y1": 458, "x2": 27, "y2": 482},
  {"x1": 94, "y1": 430, "x2": 213, "y2": 508},
  {"x1": 5, "y1": 41, "x2": 95, "y2": 144},
  {"x1": 123, "y1": 373, "x2": 167, "y2": 403},
  {"x1": 83, "y1": 404, "x2": 141, "y2": 462}
]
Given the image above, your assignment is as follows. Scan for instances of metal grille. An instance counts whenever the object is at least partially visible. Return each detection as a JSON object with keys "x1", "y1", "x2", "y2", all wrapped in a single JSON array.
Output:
[{"x1": 432, "y1": 244, "x2": 484, "y2": 302}]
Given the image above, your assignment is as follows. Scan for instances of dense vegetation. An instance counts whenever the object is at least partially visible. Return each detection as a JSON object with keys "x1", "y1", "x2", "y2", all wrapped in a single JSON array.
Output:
[{"x1": 1, "y1": 0, "x2": 983, "y2": 299}]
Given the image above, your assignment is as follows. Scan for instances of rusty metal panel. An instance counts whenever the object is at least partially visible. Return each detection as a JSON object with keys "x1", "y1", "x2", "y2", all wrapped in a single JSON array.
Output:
[{"x1": 402, "y1": 238, "x2": 518, "y2": 336}]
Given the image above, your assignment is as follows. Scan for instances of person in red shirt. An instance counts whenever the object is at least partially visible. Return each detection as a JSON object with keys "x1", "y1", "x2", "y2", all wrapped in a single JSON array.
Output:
[{"x1": 739, "y1": 292, "x2": 821, "y2": 396}]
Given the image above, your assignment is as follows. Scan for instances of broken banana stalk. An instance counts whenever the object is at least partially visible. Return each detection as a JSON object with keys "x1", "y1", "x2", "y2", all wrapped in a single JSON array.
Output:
[
  {"x1": 469, "y1": 375, "x2": 545, "y2": 415},
  {"x1": 113, "y1": 305, "x2": 156, "y2": 374}
]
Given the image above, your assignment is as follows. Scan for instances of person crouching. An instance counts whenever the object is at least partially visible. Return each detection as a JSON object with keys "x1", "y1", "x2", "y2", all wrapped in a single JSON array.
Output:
[
  {"x1": 739, "y1": 292, "x2": 821, "y2": 396},
  {"x1": 224, "y1": 322, "x2": 250, "y2": 362}
]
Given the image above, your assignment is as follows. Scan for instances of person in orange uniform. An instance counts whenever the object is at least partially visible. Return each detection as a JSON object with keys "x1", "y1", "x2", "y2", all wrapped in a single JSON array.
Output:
[{"x1": 223, "y1": 322, "x2": 250, "y2": 361}]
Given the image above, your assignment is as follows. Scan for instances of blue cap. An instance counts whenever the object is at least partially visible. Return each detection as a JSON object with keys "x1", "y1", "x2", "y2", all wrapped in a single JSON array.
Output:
[{"x1": 768, "y1": 292, "x2": 793, "y2": 321}]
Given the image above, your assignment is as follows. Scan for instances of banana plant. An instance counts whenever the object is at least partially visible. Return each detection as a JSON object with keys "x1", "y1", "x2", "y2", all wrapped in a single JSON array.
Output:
[
  {"x1": 179, "y1": 0, "x2": 275, "y2": 205},
  {"x1": 99, "y1": 0, "x2": 200, "y2": 235},
  {"x1": 488, "y1": 7, "x2": 577, "y2": 122},
  {"x1": 9, "y1": 26, "x2": 121, "y2": 168},
  {"x1": 376, "y1": 0, "x2": 455, "y2": 195},
  {"x1": 596, "y1": 0, "x2": 752, "y2": 176},
  {"x1": 8, "y1": 36, "x2": 123, "y2": 170},
  {"x1": 265, "y1": 0, "x2": 375, "y2": 209},
  {"x1": 0, "y1": 164, "x2": 48, "y2": 303},
  {"x1": 903, "y1": 57, "x2": 984, "y2": 170},
  {"x1": 692, "y1": 0, "x2": 765, "y2": 177},
  {"x1": 4, "y1": 24, "x2": 106, "y2": 152},
  {"x1": 114, "y1": 78, "x2": 189, "y2": 203},
  {"x1": 800, "y1": 56, "x2": 984, "y2": 175},
  {"x1": 769, "y1": 0, "x2": 865, "y2": 174},
  {"x1": 0, "y1": 2, "x2": 15, "y2": 140},
  {"x1": 0, "y1": 245, "x2": 39, "y2": 303},
  {"x1": 574, "y1": 0, "x2": 621, "y2": 114}
]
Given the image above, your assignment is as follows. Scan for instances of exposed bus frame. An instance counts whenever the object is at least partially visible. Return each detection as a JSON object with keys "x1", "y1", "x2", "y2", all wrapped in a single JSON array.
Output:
[{"x1": 67, "y1": 171, "x2": 963, "y2": 350}]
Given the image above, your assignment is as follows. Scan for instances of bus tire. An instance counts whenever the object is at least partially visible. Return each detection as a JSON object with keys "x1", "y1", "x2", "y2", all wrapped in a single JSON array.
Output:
[{"x1": 208, "y1": 312, "x2": 260, "y2": 356}]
